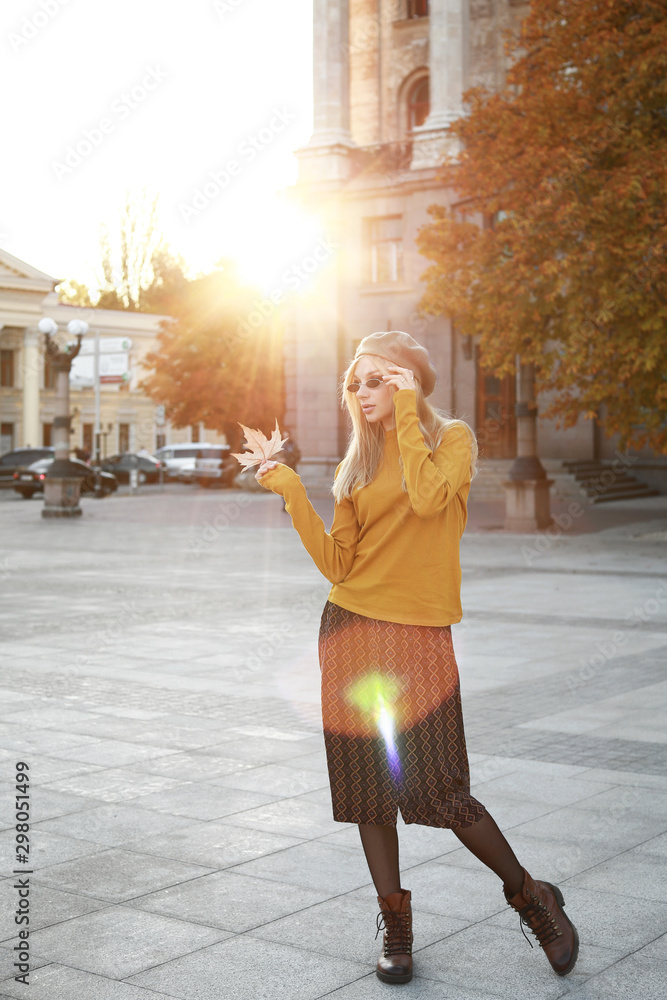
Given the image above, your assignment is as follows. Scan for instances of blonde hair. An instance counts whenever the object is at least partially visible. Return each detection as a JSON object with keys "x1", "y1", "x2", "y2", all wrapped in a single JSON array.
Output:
[{"x1": 332, "y1": 352, "x2": 478, "y2": 503}]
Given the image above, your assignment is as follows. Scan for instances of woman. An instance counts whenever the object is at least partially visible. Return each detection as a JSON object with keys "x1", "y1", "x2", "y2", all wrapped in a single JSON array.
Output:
[{"x1": 256, "y1": 331, "x2": 578, "y2": 985}]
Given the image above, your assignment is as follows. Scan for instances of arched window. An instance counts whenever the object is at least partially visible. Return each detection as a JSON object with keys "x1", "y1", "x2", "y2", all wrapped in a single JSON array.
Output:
[
  {"x1": 408, "y1": 77, "x2": 430, "y2": 130},
  {"x1": 407, "y1": 0, "x2": 429, "y2": 17}
]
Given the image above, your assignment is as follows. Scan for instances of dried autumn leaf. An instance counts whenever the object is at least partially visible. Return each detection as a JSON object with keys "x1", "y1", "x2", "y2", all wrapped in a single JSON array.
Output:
[{"x1": 231, "y1": 418, "x2": 289, "y2": 472}]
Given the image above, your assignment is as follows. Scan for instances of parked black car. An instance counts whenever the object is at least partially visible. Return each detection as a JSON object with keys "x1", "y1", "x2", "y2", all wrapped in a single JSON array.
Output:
[
  {"x1": 0, "y1": 447, "x2": 55, "y2": 486},
  {"x1": 99, "y1": 452, "x2": 163, "y2": 484},
  {"x1": 12, "y1": 458, "x2": 118, "y2": 499}
]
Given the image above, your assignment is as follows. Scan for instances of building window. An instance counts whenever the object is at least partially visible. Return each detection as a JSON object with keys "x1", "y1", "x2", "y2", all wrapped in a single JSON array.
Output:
[
  {"x1": 43, "y1": 423, "x2": 52, "y2": 447},
  {"x1": 156, "y1": 432, "x2": 166, "y2": 451},
  {"x1": 1, "y1": 423, "x2": 14, "y2": 453},
  {"x1": 119, "y1": 423, "x2": 130, "y2": 453},
  {"x1": 407, "y1": 0, "x2": 428, "y2": 17},
  {"x1": 368, "y1": 216, "x2": 404, "y2": 284},
  {"x1": 0, "y1": 350, "x2": 14, "y2": 387},
  {"x1": 408, "y1": 76, "x2": 430, "y2": 130},
  {"x1": 191, "y1": 424, "x2": 200, "y2": 443}
]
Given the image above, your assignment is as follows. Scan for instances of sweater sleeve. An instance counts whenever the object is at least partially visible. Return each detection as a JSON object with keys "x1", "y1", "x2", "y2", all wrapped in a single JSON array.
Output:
[
  {"x1": 256, "y1": 463, "x2": 360, "y2": 584},
  {"x1": 393, "y1": 389, "x2": 472, "y2": 518}
]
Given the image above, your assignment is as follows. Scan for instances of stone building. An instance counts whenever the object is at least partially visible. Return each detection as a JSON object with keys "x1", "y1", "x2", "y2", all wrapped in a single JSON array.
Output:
[
  {"x1": 284, "y1": 0, "x2": 664, "y2": 494},
  {"x1": 0, "y1": 249, "x2": 224, "y2": 458}
]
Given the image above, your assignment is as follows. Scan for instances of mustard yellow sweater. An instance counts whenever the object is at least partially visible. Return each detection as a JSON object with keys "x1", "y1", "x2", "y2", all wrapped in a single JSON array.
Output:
[{"x1": 258, "y1": 389, "x2": 472, "y2": 626}]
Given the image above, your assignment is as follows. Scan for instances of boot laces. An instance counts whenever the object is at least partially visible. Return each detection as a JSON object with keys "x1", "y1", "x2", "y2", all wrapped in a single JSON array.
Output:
[
  {"x1": 510, "y1": 889, "x2": 563, "y2": 950},
  {"x1": 375, "y1": 908, "x2": 412, "y2": 957}
]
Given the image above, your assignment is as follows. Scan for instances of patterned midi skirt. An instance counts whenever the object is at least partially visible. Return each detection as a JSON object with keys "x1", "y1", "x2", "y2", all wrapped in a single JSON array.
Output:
[{"x1": 318, "y1": 600, "x2": 487, "y2": 829}]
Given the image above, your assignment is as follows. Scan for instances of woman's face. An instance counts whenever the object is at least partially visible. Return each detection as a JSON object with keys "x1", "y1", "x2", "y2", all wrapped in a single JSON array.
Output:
[{"x1": 350, "y1": 356, "x2": 396, "y2": 431}]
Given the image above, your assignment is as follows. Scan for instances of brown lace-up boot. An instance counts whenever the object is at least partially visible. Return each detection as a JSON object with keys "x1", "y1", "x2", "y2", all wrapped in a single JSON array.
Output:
[
  {"x1": 504, "y1": 868, "x2": 579, "y2": 976},
  {"x1": 375, "y1": 889, "x2": 413, "y2": 984}
]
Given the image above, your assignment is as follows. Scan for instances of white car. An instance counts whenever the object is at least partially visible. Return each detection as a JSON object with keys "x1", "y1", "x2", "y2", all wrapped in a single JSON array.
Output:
[{"x1": 154, "y1": 443, "x2": 230, "y2": 482}]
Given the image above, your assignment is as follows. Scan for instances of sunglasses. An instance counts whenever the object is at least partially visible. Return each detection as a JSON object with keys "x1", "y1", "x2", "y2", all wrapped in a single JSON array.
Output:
[{"x1": 346, "y1": 378, "x2": 384, "y2": 393}]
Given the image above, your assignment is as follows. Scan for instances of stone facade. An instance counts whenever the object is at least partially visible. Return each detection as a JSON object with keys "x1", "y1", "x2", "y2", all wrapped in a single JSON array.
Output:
[{"x1": 286, "y1": 0, "x2": 658, "y2": 485}]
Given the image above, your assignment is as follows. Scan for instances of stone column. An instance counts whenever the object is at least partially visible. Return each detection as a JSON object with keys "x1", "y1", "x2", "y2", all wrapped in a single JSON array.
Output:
[
  {"x1": 503, "y1": 359, "x2": 553, "y2": 531},
  {"x1": 297, "y1": 0, "x2": 356, "y2": 184},
  {"x1": 411, "y1": 0, "x2": 469, "y2": 168},
  {"x1": 22, "y1": 327, "x2": 41, "y2": 447}
]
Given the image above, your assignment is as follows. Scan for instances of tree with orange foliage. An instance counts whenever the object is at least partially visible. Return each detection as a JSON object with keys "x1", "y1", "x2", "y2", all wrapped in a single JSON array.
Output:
[
  {"x1": 417, "y1": 0, "x2": 666, "y2": 452},
  {"x1": 139, "y1": 263, "x2": 284, "y2": 450}
]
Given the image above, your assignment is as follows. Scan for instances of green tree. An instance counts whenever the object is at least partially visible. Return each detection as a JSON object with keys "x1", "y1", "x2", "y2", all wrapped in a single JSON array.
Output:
[
  {"x1": 139, "y1": 263, "x2": 284, "y2": 450},
  {"x1": 417, "y1": 0, "x2": 667, "y2": 451}
]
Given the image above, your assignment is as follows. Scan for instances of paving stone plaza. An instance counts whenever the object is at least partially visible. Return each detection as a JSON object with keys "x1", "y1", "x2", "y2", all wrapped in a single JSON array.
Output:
[{"x1": 0, "y1": 485, "x2": 666, "y2": 1000}]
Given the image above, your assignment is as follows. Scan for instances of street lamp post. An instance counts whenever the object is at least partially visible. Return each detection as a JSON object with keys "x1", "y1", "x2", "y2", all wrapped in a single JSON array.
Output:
[
  {"x1": 38, "y1": 317, "x2": 89, "y2": 519},
  {"x1": 503, "y1": 358, "x2": 553, "y2": 531}
]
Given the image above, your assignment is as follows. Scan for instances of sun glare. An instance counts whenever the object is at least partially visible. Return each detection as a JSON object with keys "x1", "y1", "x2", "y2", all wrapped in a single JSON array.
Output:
[{"x1": 230, "y1": 197, "x2": 329, "y2": 294}]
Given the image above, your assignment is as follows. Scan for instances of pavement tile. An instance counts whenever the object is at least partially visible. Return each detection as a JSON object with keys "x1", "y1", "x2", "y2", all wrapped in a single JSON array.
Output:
[
  {"x1": 0, "y1": 783, "x2": 91, "y2": 827},
  {"x1": 0, "y1": 706, "x2": 105, "y2": 729},
  {"x1": 48, "y1": 739, "x2": 179, "y2": 767},
  {"x1": 415, "y1": 922, "x2": 621, "y2": 998},
  {"x1": 132, "y1": 870, "x2": 333, "y2": 932},
  {"x1": 0, "y1": 827, "x2": 101, "y2": 871},
  {"x1": 364, "y1": 863, "x2": 505, "y2": 924},
  {"x1": 0, "y1": 880, "x2": 108, "y2": 941},
  {"x1": 1, "y1": 752, "x2": 104, "y2": 785},
  {"x1": 319, "y1": 818, "x2": 461, "y2": 868},
  {"x1": 0, "y1": 945, "x2": 51, "y2": 983},
  {"x1": 567, "y1": 850, "x2": 667, "y2": 902},
  {"x1": 0, "y1": 964, "x2": 180, "y2": 1000},
  {"x1": 635, "y1": 932, "x2": 667, "y2": 962},
  {"x1": 35, "y1": 802, "x2": 197, "y2": 847},
  {"x1": 565, "y1": 953, "x2": 667, "y2": 1000},
  {"x1": 27, "y1": 905, "x2": 229, "y2": 979},
  {"x1": 567, "y1": 767, "x2": 667, "y2": 791},
  {"x1": 635, "y1": 832, "x2": 667, "y2": 857},
  {"x1": 30, "y1": 848, "x2": 213, "y2": 902},
  {"x1": 42, "y1": 768, "x2": 185, "y2": 804},
  {"x1": 214, "y1": 734, "x2": 327, "y2": 765},
  {"x1": 472, "y1": 772, "x2": 615, "y2": 807},
  {"x1": 220, "y1": 793, "x2": 346, "y2": 839},
  {"x1": 486, "y1": 885, "x2": 667, "y2": 951},
  {"x1": 247, "y1": 892, "x2": 466, "y2": 965},
  {"x1": 128, "y1": 820, "x2": 304, "y2": 869},
  {"x1": 1, "y1": 490, "x2": 666, "y2": 1000},
  {"x1": 132, "y1": 750, "x2": 258, "y2": 780},
  {"x1": 127, "y1": 935, "x2": 369, "y2": 1000},
  {"x1": 210, "y1": 763, "x2": 329, "y2": 797},
  {"x1": 230, "y1": 840, "x2": 374, "y2": 894},
  {"x1": 506, "y1": 804, "x2": 667, "y2": 861},
  {"x1": 133, "y1": 782, "x2": 281, "y2": 820},
  {"x1": 0, "y1": 722, "x2": 100, "y2": 755},
  {"x1": 322, "y1": 978, "x2": 506, "y2": 999}
]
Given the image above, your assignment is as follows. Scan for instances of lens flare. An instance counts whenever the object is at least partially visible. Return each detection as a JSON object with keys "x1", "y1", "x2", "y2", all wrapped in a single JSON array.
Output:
[{"x1": 345, "y1": 671, "x2": 402, "y2": 782}]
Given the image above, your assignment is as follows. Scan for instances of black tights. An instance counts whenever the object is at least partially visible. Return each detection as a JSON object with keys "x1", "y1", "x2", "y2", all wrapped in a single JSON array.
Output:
[{"x1": 358, "y1": 810, "x2": 524, "y2": 900}]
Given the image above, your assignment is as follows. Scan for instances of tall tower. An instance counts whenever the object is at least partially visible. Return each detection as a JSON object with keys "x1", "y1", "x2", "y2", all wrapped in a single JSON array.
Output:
[{"x1": 286, "y1": 1, "x2": 530, "y2": 482}]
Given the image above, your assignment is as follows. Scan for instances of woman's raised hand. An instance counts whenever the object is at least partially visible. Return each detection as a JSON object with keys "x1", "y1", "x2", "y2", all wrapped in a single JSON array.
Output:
[
  {"x1": 383, "y1": 364, "x2": 416, "y2": 392},
  {"x1": 255, "y1": 460, "x2": 279, "y2": 481}
]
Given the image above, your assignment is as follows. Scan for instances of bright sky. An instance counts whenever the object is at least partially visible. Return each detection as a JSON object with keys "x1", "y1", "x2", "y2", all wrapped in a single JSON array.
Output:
[{"x1": 2, "y1": 0, "x2": 317, "y2": 292}]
